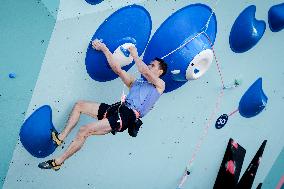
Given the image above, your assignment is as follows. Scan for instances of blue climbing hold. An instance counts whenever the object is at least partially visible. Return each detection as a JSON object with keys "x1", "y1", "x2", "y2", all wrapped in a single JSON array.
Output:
[
  {"x1": 9, "y1": 73, "x2": 16, "y2": 78},
  {"x1": 194, "y1": 69, "x2": 200, "y2": 74},
  {"x1": 238, "y1": 78, "x2": 268, "y2": 118},
  {"x1": 85, "y1": 0, "x2": 103, "y2": 5},
  {"x1": 20, "y1": 105, "x2": 58, "y2": 158},
  {"x1": 229, "y1": 5, "x2": 266, "y2": 53},
  {"x1": 268, "y1": 3, "x2": 284, "y2": 32},
  {"x1": 120, "y1": 46, "x2": 130, "y2": 57},
  {"x1": 85, "y1": 5, "x2": 152, "y2": 82},
  {"x1": 143, "y1": 3, "x2": 217, "y2": 93}
]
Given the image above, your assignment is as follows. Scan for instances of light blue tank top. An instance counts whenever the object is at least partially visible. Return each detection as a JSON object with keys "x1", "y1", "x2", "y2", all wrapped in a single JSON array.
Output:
[{"x1": 125, "y1": 78, "x2": 161, "y2": 118}]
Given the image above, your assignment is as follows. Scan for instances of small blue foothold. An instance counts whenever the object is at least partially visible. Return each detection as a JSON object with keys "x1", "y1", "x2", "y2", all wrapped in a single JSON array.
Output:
[
  {"x1": 268, "y1": 3, "x2": 284, "y2": 32},
  {"x1": 85, "y1": 0, "x2": 103, "y2": 5},
  {"x1": 9, "y1": 73, "x2": 16, "y2": 78},
  {"x1": 229, "y1": 5, "x2": 266, "y2": 53}
]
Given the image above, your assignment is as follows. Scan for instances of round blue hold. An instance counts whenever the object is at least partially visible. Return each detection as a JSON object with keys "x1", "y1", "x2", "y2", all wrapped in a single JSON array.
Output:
[
  {"x1": 268, "y1": 3, "x2": 284, "y2": 32},
  {"x1": 238, "y1": 77, "x2": 268, "y2": 118},
  {"x1": 85, "y1": 0, "x2": 103, "y2": 5},
  {"x1": 9, "y1": 73, "x2": 16, "y2": 78},
  {"x1": 20, "y1": 105, "x2": 58, "y2": 158},
  {"x1": 85, "y1": 5, "x2": 152, "y2": 82},
  {"x1": 143, "y1": 3, "x2": 217, "y2": 93},
  {"x1": 229, "y1": 5, "x2": 266, "y2": 53}
]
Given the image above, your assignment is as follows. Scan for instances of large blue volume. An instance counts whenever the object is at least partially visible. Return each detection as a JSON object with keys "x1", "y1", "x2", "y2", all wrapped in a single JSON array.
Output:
[
  {"x1": 239, "y1": 78, "x2": 268, "y2": 118},
  {"x1": 85, "y1": 5, "x2": 152, "y2": 82},
  {"x1": 143, "y1": 3, "x2": 217, "y2": 93},
  {"x1": 20, "y1": 105, "x2": 57, "y2": 158},
  {"x1": 229, "y1": 5, "x2": 266, "y2": 53},
  {"x1": 268, "y1": 3, "x2": 284, "y2": 32}
]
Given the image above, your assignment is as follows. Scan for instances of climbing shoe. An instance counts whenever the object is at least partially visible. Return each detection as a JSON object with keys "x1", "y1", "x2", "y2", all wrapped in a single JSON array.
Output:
[
  {"x1": 38, "y1": 159, "x2": 62, "y2": 171},
  {"x1": 51, "y1": 130, "x2": 63, "y2": 146}
]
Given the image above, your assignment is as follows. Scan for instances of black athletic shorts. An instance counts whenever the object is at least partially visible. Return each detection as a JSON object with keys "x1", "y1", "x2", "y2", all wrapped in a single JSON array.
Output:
[{"x1": 97, "y1": 102, "x2": 136, "y2": 135}]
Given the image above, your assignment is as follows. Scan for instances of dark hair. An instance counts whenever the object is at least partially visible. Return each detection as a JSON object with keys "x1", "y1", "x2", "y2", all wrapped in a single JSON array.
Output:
[{"x1": 154, "y1": 57, "x2": 168, "y2": 77}]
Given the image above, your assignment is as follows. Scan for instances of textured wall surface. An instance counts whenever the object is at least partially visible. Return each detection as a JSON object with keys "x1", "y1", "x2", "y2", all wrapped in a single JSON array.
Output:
[
  {"x1": 0, "y1": 0, "x2": 58, "y2": 187},
  {"x1": 1, "y1": 0, "x2": 284, "y2": 189}
]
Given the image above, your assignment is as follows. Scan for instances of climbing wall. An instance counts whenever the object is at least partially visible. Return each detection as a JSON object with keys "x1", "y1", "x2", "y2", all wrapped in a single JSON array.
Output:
[
  {"x1": 0, "y1": 0, "x2": 58, "y2": 187},
  {"x1": 1, "y1": 0, "x2": 284, "y2": 189}
]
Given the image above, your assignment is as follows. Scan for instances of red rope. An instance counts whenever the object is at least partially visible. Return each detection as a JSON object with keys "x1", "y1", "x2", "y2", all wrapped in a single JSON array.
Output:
[
  {"x1": 228, "y1": 108, "x2": 239, "y2": 117},
  {"x1": 178, "y1": 32, "x2": 225, "y2": 188}
]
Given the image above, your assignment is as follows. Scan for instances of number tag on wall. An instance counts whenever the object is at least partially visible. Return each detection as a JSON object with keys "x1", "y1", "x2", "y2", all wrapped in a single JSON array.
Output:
[{"x1": 215, "y1": 114, "x2": 229, "y2": 129}]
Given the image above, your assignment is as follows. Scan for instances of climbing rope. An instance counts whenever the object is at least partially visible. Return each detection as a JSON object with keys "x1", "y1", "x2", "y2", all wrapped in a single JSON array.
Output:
[
  {"x1": 162, "y1": 1, "x2": 225, "y2": 188},
  {"x1": 177, "y1": 33, "x2": 224, "y2": 188}
]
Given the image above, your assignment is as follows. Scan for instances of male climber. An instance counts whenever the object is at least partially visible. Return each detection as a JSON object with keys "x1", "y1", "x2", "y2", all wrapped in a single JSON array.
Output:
[{"x1": 38, "y1": 39, "x2": 167, "y2": 171}]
